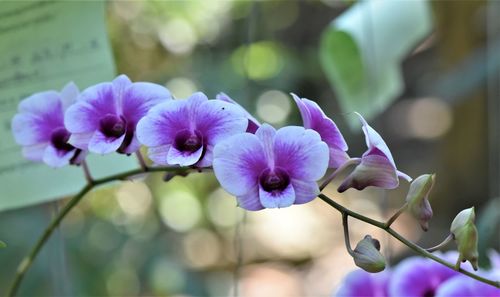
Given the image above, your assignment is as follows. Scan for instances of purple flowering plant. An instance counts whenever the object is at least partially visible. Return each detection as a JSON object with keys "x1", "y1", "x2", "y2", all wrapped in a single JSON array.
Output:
[
  {"x1": 6, "y1": 75, "x2": 500, "y2": 295},
  {"x1": 336, "y1": 252, "x2": 500, "y2": 297}
]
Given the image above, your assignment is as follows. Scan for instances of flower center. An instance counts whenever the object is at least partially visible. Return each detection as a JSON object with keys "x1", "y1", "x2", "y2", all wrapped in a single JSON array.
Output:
[
  {"x1": 259, "y1": 167, "x2": 290, "y2": 192},
  {"x1": 174, "y1": 129, "x2": 203, "y2": 152},
  {"x1": 100, "y1": 114, "x2": 126, "y2": 138},
  {"x1": 50, "y1": 127, "x2": 73, "y2": 152}
]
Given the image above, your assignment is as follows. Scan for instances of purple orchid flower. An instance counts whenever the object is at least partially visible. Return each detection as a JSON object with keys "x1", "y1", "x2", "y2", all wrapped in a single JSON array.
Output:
[
  {"x1": 335, "y1": 269, "x2": 391, "y2": 297},
  {"x1": 435, "y1": 251, "x2": 500, "y2": 296},
  {"x1": 213, "y1": 124, "x2": 329, "y2": 210},
  {"x1": 64, "y1": 74, "x2": 172, "y2": 155},
  {"x1": 338, "y1": 112, "x2": 412, "y2": 192},
  {"x1": 136, "y1": 92, "x2": 248, "y2": 167},
  {"x1": 389, "y1": 256, "x2": 459, "y2": 297},
  {"x1": 11, "y1": 82, "x2": 86, "y2": 168},
  {"x1": 436, "y1": 273, "x2": 500, "y2": 297},
  {"x1": 216, "y1": 92, "x2": 260, "y2": 133},
  {"x1": 291, "y1": 93, "x2": 349, "y2": 168}
]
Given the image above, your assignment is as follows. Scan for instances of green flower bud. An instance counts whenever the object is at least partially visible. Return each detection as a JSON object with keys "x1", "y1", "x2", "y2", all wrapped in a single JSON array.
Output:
[
  {"x1": 353, "y1": 235, "x2": 386, "y2": 273},
  {"x1": 405, "y1": 174, "x2": 435, "y2": 231},
  {"x1": 450, "y1": 207, "x2": 479, "y2": 271}
]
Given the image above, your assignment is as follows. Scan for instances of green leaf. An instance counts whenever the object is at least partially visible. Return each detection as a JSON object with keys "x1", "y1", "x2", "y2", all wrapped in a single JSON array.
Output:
[
  {"x1": 477, "y1": 198, "x2": 500, "y2": 268},
  {"x1": 0, "y1": 240, "x2": 6, "y2": 248},
  {"x1": 319, "y1": 1, "x2": 432, "y2": 128}
]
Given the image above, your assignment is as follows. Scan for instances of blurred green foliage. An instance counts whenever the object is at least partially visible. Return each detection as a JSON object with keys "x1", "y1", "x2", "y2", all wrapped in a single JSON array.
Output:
[{"x1": 0, "y1": 1, "x2": 498, "y2": 296}]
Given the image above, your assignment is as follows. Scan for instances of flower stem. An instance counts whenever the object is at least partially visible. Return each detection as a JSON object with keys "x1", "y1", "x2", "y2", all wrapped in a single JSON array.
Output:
[
  {"x1": 81, "y1": 161, "x2": 93, "y2": 184},
  {"x1": 135, "y1": 151, "x2": 148, "y2": 172},
  {"x1": 319, "y1": 158, "x2": 361, "y2": 191},
  {"x1": 384, "y1": 202, "x2": 408, "y2": 228},
  {"x1": 6, "y1": 166, "x2": 190, "y2": 297},
  {"x1": 425, "y1": 234, "x2": 453, "y2": 252},
  {"x1": 317, "y1": 193, "x2": 500, "y2": 288},
  {"x1": 342, "y1": 212, "x2": 355, "y2": 257}
]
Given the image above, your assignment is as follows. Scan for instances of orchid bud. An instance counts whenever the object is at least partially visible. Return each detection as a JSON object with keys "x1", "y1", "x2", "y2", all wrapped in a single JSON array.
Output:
[
  {"x1": 450, "y1": 207, "x2": 479, "y2": 271},
  {"x1": 405, "y1": 174, "x2": 435, "y2": 231},
  {"x1": 353, "y1": 235, "x2": 386, "y2": 273}
]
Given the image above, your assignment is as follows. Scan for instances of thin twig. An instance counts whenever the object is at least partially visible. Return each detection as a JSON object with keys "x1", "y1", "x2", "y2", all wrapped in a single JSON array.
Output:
[
  {"x1": 319, "y1": 158, "x2": 361, "y2": 191},
  {"x1": 81, "y1": 161, "x2": 93, "y2": 184},
  {"x1": 135, "y1": 151, "x2": 148, "y2": 172},
  {"x1": 342, "y1": 212, "x2": 355, "y2": 256},
  {"x1": 385, "y1": 202, "x2": 408, "y2": 228},
  {"x1": 425, "y1": 234, "x2": 453, "y2": 253},
  {"x1": 317, "y1": 194, "x2": 500, "y2": 288}
]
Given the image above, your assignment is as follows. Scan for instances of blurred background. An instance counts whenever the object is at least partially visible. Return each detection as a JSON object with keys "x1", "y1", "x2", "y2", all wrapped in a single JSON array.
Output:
[{"x1": 1, "y1": 0, "x2": 499, "y2": 296}]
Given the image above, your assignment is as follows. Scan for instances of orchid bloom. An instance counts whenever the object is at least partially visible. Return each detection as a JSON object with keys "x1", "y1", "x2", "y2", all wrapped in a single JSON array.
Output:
[
  {"x1": 291, "y1": 93, "x2": 349, "y2": 168},
  {"x1": 435, "y1": 274, "x2": 500, "y2": 297},
  {"x1": 389, "y1": 256, "x2": 459, "y2": 297},
  {"x1": 213, "y1": 124, "x2": 329, "y2": 210},
  {"x1": 338, "y1": 112, "x2": 412, "y2": 192},
  {"x1": 64, "y1": 74, "x2": 172, "y2": 155},
  {"x1": 136, "y1": 92, "x2": 248, "y2": 167},
  {"x1": 335, "y1": 269, "x2": 390, "y2": 297},
  {"x1": 11, "y1": 82, "x2": 86, "y2": 168},
  {"x1": 216, "y1": 92, "x2": 260, "y2": 133}
]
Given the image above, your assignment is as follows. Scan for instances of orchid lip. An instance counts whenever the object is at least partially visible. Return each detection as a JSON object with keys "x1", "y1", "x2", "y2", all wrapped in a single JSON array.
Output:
[
  {"x1": 99, "y1": 114, "x2": 126, "y2": 138},
  {"x1": 50, "y1": 127, "x2": 73, "y2": 152},
  {"x1": 174, "y1": 129, "x2": 203, "y2": 153},
  {"x1": 259, "y1": 167, "x2": 290, "y2": 192}
]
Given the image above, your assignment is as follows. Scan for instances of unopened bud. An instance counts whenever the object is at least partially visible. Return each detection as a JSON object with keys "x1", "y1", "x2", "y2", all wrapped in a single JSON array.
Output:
[
  {"x1": 353, "y1": 235, "x2": 386, "y2": 273},
  {"x1": 450, "y1": 207, "x2": 479, "y2": 270},
  {"x1": 405, "y1": 174, "x2": 435, "y2": 231}
]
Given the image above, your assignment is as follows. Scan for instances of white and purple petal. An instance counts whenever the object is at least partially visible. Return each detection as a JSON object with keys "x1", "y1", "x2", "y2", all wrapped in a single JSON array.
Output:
[
  {"x1": 355, "y1": 112, "x2": 396, "y2": 166},
  {"x1": 167, "y1": 145, "x2": 204, "y2": 167},
  {"x1": 338, "y1": 148, "x2": 399, "y2": 192},
  {"x1": 12, "y1": 92, "x2": 63, "y2": 146},
  {"x1": 236, "y1": 186, "x2": 264, "y2": 211},
  {"x1": 291, "y1": 93, "x2": 349, "y2": 168},
  {"x1": 121, "y1": 81, "x2": 172, "y2": 126},
  {"x1": 335, "y1": 269, "x2": 390, "y2": 297},
  {"x1": 213, "y1": 133, "x2": 267, "y2": 196},
  {"x1": 389, "y1": 257, "x2": 458, "y2": 297},
  {"x1": 255, "y1": 124, "x2": 276, "y2": 166},
  {"x1": 88, "y1": 130, "x2": 126, "y2": 155},
  {"x1": 65, "y1": 82, "x2": 117, "y2": 134},
  {"x1": 136, "y1": 100, "x2": 191, "y2": 148},
  {"x1": 274, "y1": 126, "x2": 329, "y2": 181},
  {"x1": 195, "y1": 99, "x2": 248, "y2": 146},
  {"x1": 291, "y1": 179, "x2": 320, "y2": 204},
  {"x1": 259, "y1": 182, "x2": 295, "y2": 209},
  {"x1": 43, "y1": 145, "x2": 75, "y2": 168},
  {"x1": 12, "y1": 84, "x2": 84, "y2": 168},
  {"x1": 436, "y1": 274, "x2": 500, "y2": 297},
  {"x1": 216, "y1": 92, "x2": 260, "y2": 133}
]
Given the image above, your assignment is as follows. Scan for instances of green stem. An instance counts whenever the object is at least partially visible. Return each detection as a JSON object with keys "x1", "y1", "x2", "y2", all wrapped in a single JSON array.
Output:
[
  {"x1": 6, "y1": 166, "x2": 189, "y2": 297},
  {"x1": 319, "y1": 158, "x2": 361, "y2": 191},
  {"x1": 317, "y1": 194, "x2": 500, "y2": 288},
  {"x1": 385, "y1": 202, "x2": 408, "y2": 228},
  {"x1": 426, "y1": 234, "x2": 453, "y2": 253},
  {"x1": 342, "y1": 212, "x2": 355, "y2": 256}
]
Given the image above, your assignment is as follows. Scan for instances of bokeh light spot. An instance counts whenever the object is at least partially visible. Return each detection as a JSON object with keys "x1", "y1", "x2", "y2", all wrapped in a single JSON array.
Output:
[
  {"x1": 256, "y1": 90, "x2": 291, "y2": 124},
  {"x1": 158, "y1": 18, "x2": 197, "y2": 55},
  {"x1": 207, "y1": 188, "x2": 243, "y2": 228},
  {"x1": 182, "y1": 228, "x2": 221, "y2": 268},
  {"x1": 116, "y1": 181, "x2": 152, "y2": 217},
  {"x1": 166, "y1": 77, "x2": 198, "y2": 99},
  {"x1": 407, "y1": 97, "x2": 453, "y2": 139},
  {"x1": 232, "y1": 41, "x2": 284, "y2": 80},
  {"x1": 159, "y1": 190, "x2": 201, "y2": 232}
]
